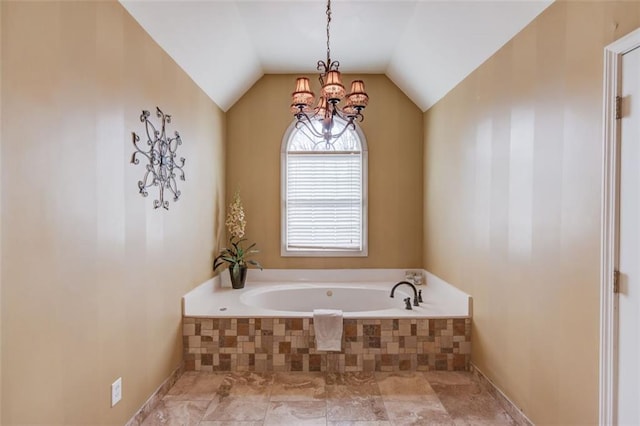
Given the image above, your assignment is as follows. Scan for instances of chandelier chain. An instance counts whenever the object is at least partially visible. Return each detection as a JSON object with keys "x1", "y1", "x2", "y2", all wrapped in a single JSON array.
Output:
[{"x1": 326, "y1": 0, "x2": 331, "y2": 64}]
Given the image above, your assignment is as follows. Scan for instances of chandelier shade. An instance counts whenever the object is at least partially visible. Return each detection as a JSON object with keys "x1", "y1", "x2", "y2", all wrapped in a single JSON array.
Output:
[
  {"x1": 289, "y1": 0, "x2": 369, "y2": 148},
  {"x1": 292, "y1": 77, "x2": 315, "y2": 108},
  {"x1": 321, "y1": 70, "x2": 346, "y2": 103},
  {"x1": 347, "y1": 80, "x2": 369, "y2": 109}
]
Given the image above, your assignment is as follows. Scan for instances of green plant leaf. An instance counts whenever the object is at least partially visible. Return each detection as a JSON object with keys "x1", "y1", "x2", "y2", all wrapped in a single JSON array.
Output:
[
  {"x1": 248, "y1": 260, "x2": 263, "y2": 270},
  {"x1": 213, "y1": 260, "x2": 228, "y2": 271}
]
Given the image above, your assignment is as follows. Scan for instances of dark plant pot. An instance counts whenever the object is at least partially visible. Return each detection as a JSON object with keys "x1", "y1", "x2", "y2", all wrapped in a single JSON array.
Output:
[{"x1": 229, "y1": 265, "x2": 248, "y2": 289}]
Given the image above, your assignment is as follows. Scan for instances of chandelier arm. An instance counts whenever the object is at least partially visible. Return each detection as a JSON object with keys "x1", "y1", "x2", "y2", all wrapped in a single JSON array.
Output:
[
  {"x1": 297, "y1": 127, "x2": 326, "y2": 147},
  {"x1": 317, "y1": 60, "x2": 328, "y2": 86},
  {"x1": 294, "y1": 106, "x2": 318, "y2": 123},
  {"x1": 334, "y1": 107, "x2": 365, "y2": 123},
  {"x1": 323, "y1": 117, "x2": 356, "y2": 142},
  {"x1": 293, "y1": 108, "x2": 327, "y2": 137},
  {"x1": 294, "y1": 117, "x2": 324, "y2": 139}
]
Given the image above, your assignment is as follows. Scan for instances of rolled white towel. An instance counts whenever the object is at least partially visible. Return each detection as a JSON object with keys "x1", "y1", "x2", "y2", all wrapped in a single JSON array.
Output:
[{"x1": 313, "y1": 309, "x2": 343, "y2": 351}]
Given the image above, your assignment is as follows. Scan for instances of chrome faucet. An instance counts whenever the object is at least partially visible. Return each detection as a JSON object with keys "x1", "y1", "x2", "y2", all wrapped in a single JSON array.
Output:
[{"x1": 390, "y1": 281, "x2": 419, "y2": 307}]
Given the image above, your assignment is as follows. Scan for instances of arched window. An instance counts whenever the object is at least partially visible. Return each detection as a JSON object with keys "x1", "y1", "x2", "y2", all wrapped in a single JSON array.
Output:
[{"x1": 281, "y1": 119, "x2": 368, "y2": 257}]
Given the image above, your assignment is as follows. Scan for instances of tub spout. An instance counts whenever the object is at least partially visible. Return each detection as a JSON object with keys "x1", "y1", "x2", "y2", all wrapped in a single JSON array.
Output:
[{"x1": 390, "y1": 281, "x2": 419, "y2": 307}]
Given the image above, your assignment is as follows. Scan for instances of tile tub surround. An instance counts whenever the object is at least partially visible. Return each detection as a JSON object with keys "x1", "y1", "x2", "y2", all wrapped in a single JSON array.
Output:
[
  {"x1": 139, "y1": 371, "x2": 519, "y2": 425},
  {"x1": 183, "y1": 317, "x2": 471, "y2": 372},
  {"x1": 182, "y1": 269, "x2": 472, "y2": 373}
]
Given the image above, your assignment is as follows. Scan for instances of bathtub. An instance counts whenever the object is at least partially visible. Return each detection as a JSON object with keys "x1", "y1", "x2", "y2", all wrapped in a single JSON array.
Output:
[
  {"x1": 183, "y1": 269, "x2": 471, "y2": 319},
  {"x1": 182, "y1": 269, "x2": 472, "y2": 372},
  {"x1": 241, "y1": 284, "x2": 407, "y2": 313}
]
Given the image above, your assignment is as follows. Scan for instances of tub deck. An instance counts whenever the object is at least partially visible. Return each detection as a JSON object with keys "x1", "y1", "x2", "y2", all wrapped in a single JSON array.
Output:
[{"x1": 183, "y1": 269, "x2": 472, "y2": 319}]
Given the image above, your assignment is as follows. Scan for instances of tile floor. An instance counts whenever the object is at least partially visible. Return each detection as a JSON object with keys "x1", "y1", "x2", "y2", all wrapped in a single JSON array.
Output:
[{"x1": 140, "y1": 370, "x2": 518, "y2": 426}]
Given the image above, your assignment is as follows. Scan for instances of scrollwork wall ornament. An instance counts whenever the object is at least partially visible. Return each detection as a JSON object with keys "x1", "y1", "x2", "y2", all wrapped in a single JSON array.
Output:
[{"x1": 130, "y1": 107, "x2": 185, "y2": 210}]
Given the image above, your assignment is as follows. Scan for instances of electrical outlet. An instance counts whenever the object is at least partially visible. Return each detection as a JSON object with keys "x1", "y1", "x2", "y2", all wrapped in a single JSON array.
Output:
[{"x1": 111, "y1": 377, "x2": 122, "y2": 407}]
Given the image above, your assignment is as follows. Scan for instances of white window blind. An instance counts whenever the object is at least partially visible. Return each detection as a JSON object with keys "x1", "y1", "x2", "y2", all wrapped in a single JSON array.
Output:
[{"x1": 286, "y1": 152, "x2": 362, "y2": 251}]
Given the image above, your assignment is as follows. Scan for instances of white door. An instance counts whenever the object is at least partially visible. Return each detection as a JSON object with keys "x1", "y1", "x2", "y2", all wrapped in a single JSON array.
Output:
[{"x1": 617, "y1": 45, "x2": 640, "y2": 425}]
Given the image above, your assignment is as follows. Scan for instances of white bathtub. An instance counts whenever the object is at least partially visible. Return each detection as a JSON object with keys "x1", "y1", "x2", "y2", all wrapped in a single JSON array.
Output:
[
  {"x1": 183, "y1": 269, "x2": 472, "y2": 319},
  {"x1": 241, "y1": 284, "x2": 412, "y2": 312}
]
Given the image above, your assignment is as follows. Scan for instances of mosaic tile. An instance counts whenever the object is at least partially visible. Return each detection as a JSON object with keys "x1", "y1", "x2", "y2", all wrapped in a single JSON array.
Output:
[
  {"x1": 363, "y1": 324, "x2": 380, "y2": 337},
  {"x1": 183, "y1": 317, "x2": 471, "y2": 372},
  {"x1": 237, "y1": 322, "x2": 250, "y2": 336},
  {"x1": 183, "y1": 323, "x2": 195, "y2": 336}
]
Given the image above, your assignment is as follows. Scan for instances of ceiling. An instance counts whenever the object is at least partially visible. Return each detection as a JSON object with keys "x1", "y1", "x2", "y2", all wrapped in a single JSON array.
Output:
[{"x1": 120, "y1": 0, "x2": 552, "y2": 112}]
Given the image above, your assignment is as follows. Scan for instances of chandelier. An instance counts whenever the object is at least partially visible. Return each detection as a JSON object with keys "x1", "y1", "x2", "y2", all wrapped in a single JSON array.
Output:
[{"x1": 290, "y1": 0, "x2": 369, "y2": 147}]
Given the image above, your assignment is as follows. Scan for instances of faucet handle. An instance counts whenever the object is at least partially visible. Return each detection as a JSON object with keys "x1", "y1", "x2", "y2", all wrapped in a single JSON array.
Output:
[
  {"x1": 418, "y1": 289, "x2": 423, "y2": 303},
  {"x1": 403, "y1": 297, "x2": 413, "y2": 310}
]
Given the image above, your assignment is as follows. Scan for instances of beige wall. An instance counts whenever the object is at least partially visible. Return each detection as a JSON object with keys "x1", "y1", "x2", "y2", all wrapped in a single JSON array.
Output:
[
  {"x1": 1, "y1": 2, "x2": 225, "y2": 424},
  {"x1": 424, "y1": 2, "x2": 640, "y2": 424},
  {"x1": 227, "y1": 74, "x2": 423, "y2": 269}
]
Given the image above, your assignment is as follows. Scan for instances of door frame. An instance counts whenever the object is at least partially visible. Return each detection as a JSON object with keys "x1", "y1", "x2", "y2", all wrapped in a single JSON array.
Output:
[{"x1": 600, "y1": 27, "x2": 640, "y2": 425}]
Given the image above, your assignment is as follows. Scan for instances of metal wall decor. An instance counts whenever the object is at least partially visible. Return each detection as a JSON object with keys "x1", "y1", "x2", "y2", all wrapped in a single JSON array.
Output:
[{"x1": 131, "y1": 107, "x2": 185, "y2": 210}]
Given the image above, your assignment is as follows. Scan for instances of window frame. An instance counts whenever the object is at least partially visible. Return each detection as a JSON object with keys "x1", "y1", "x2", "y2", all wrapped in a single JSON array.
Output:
[{"x1": 280, "y1": 120, "x2": 368, "y2": 257}]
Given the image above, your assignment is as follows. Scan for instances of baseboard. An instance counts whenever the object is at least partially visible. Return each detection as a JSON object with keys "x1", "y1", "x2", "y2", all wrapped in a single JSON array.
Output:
[
  {"x1": 125, "y1": 362, "x2": 184, "y2": 426},
  {"x1": 470, "y1": 363, "x2": 534, "y2": 426}
]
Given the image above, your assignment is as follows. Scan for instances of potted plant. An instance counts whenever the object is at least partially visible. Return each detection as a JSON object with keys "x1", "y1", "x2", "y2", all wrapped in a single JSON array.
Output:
[{"x1": 213, "y1": 190, "x2": 262, "y2": 289}]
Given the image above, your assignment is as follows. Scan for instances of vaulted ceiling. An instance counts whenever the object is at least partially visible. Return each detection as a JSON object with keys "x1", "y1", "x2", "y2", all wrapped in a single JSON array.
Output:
[{"x1": 120, "y1": 0, "x2": 552, "y2": 112}]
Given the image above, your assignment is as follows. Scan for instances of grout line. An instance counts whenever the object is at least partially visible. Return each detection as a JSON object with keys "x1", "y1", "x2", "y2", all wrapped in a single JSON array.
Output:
[{"x1": 470, "y1": 363, "x2": 535, "y2": 426}]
